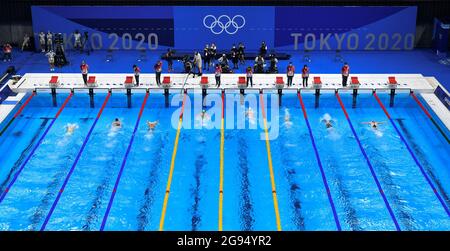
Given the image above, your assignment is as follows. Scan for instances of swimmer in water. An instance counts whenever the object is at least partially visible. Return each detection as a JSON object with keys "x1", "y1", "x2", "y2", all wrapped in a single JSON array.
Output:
[
  {"x1": 321, "y1": 113, "x2": 335, "y2": 129},
  {"x1": 112, "y1": 118, "x2": 122, "y2": 128},
  {"x1": 283, "y1": 109, "x2": 293, "y2": 128},
  {"x1": 65, "y1": 123, "x2": 78, "y2": 134},
  {"x1": 246, "y1": 107, "x2": 255, "y2": 119},
  {"x1": 147, "y1": 120, "x2": 159, "y2": 130},
  {"x1": 361, "y1": 121, "x2": 384, "y2": 129}
]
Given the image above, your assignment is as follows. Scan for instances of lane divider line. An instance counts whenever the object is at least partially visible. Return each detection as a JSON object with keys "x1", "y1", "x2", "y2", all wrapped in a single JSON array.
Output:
[
  {"x1": 259, "y1": 93, "x2": 282, "y2": 231},
  {"x1": 218, "y1": 91, "x2": 225, "y2": 231},
  {"x1": 0, "y1": 93, "x2": 73, "y2": 204},
  {"x1": 100, "y1": 92, "x2": 150, "y2": 230},
  {"x1": 410, "y1": 92, "x2": 449, "y2": 144},
  {"x1": 158, "y1": 93, "x2": 187, "y2": 231},
  {"x1": 40, "y1": 92, "x2": 111, "y2": 231},
  {"x1": 297, "y1": 92, "x2": 342, "y2": 231},
  {"x1": 0, "y1": 92, "x2": 36, "y2": 137},
  {"x1": 335, "y1": 92, "x2": 401, "y2": 231},
  {"x1": 373, "y1": 92, "x2": 450, "y2": 217}
]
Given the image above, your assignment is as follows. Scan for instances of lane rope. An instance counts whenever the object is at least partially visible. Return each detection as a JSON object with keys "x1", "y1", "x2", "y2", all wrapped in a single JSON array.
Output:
[
  {"x1": 259, "y1": 92, "x2": 282, "y2": 231},
  {"x1": 159, "y1": 92, "x2": 187, "y2": 231},
  {"x1": 373, "y1": 92, "x2": 450, "y2": 217},
  {"x1": 0, "y1": 93, "x2": 73, "y2": 204},
  {"x1": 335, "y1": 92, "x2": 401, "y2": 231},
  {"x1": 297, "y1": 92, "x2": 342, "y2": 231},
  {"x1": 40, "y1": 92, "x2": 111, "y2": 230},
  {"x1": 100, "y1": 92, "x2": 150, "y2": 230}
]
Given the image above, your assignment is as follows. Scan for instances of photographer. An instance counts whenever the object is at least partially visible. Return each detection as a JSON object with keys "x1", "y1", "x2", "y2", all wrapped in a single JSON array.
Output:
[
  {"x1": 268, "y1": 54, "x2": 278, "y2": 73},
  {"x1": 74, "y1": 30, "x2": 82, "y2": 51},
  {"x1": 259, "y1": 41, "x2": 267, "y2": 57},
  {"x1": 238, "y1": 42, "x2": 245, "y2": 65},
  {"x1": 39, "y1": 31, "x2": 46, "y2": 52},
  {"x1": 218, "y1": 54, "x2": 232, "y2": 73},
  {"x1": 46, "y1": 31, "x2": 53, "y2": 52},
  {"x1": 181, "y1": 55, "x2": 193, "y2": 74},
  {"x1": 254, "y1": 55, "x2": 265, "y2": 73},
  {"x1": 82, "y1": 31, "x2": 92, "y2": 55},
  {"x1": 203, "y1": 44, "x2": 210, "y2": 71},
  {"x1": 231, "y1": 44, "x2": 239, "y2": 69},
  {"x1": 210, "y1": 43, "x2": 217, "y2": 65},
  {"x1": 165, "y1": 48, "x2": 174, "y2": 72}
]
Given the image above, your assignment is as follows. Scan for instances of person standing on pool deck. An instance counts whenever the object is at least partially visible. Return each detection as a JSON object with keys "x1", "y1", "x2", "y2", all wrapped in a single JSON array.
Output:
[
  {"x1": 302, "y1": 64, "x2": 310, "y2": 87},
  {"x1": 341, "y1": 62, "x2": 350, "y2": 87},
  {"x1": 133, "y1": 64, "x2": 141, "y2": 86},
  {"x1": 246, "y1": 66, "x2": 253, "y2": 87},
  {"x1": 215, "y1": 64, "x2": 222, "y2": 87},
  {"x1": 154, "y1": 60, "x2": 162, "y2": 86},
  {"x1": 193, "y1": 51, "x2": 202, "y2": 76},
  {"x1": 286, "y1": 62, "x2": 295, "y2": 87},
  {"x1": 203, "y1": 44, "x2": 210, "y2": 71},
  {"x1": 164, "y1": 48, "x2": 174, "y2": 72},
  {"x1": 80, "y1": 60, "x2": 89, "y2": 85}
]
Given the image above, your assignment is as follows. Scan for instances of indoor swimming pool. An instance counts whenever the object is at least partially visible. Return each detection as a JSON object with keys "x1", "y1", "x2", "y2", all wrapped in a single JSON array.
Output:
[{"x1": 0, "y1": 89, "x2": 449, "y2": 231}]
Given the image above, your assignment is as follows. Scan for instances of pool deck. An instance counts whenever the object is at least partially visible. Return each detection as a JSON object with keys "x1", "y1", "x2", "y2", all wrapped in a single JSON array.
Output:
[
  {"x1": 9, "y1": 73, "x2": 436, "y2": 92},
  {"x1": 2, "y1": 73, "x2": 449, "y2": 131}
]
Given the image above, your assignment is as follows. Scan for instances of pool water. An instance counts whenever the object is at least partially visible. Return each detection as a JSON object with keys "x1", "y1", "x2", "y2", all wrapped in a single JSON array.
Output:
[{"x1": 0, "y1": 90, "x2": 449, "y2": 231}]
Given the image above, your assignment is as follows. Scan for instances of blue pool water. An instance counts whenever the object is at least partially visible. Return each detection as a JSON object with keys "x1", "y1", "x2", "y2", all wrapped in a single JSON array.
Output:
[{"x1": 0, "y1": 90, "x2": 449, "y2": 231}]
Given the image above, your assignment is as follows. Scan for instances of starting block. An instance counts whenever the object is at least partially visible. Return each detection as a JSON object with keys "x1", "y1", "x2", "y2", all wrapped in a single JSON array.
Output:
[
  {"x1": 124, "y1": 76, "x2": 134, "y2": 88},
  {"x1": 313, "y1": 76, "x2": 322, "y2": 89},
  {"x1": 87, "y1": 76, "x2": 97, "y2": 87},
  {"x1": 49, "y1": 76, "x2": 59, "y2": 88},
  {"x1": 238, "y1": 76, "x2": 247, "y2": 88},
  {"x1": 388, "y1": 76, "x2": 398, "y2": 89},
  {"x1": 350, "y1": 76, "x2": 360, "y2": 89},
  {"x1": 162, "y1": 76, "x2": 171, "y2": 89},
  {"x1": 200, "y1": 76, "x2": 209, "y2": 89},
  {"x1": 275, "y1": 76, "x2": 284, "y2": 89}
]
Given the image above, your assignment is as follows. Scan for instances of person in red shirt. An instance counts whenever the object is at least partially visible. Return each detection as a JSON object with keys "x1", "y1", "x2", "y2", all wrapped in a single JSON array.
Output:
[
  {"x1": 154, "y1": 60, "x2": 162, "y2": 86},
  {"x1": 133, "y1": 64, "x2": 141, "y2": 86},
  {"x1": 341, "y1": 62, "x2": 350, "y2": 87},
  {"x1": 302, "y1": 65, "x2": 310, "y2": 87},
  {"x1": 3, "y1": 43, "x2": 12, "y2": 62},
  {"x1": 215, "y1": 64, "x2": 222, "y2": 87},
  {"x1": 246, "y1": 66, "x2": 253, "y2": 87},
  {"x1": 80, "y1": 61, "x2": 89, "y2": 85},
  {"x1": 286, "y1": 62, "x2": 295, "y2": 87}
]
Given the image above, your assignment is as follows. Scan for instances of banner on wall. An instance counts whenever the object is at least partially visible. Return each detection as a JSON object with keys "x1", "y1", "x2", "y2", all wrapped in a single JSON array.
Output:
[{"x1": 31, "y1": 6, "x2": 417, "y2": 51}]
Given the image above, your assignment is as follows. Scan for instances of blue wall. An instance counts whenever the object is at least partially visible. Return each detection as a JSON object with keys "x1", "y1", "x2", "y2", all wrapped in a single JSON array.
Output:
[{"x1": 32, "y1": 6, "x2": 417, "y2": 51}]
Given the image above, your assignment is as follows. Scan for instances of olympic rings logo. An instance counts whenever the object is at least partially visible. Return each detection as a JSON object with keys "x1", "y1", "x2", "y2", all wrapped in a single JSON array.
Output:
[{"x1": 203, "y1": 15, "x2": 246, "y2": 35}]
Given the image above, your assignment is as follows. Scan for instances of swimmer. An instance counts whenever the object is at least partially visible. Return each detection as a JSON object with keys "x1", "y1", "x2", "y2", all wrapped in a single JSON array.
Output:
[
  {"x1": 65, "y1": 123, "x2": 78, "y2": 134},
  {"x1": 361, "y1": 121, "x2": 384, "y2": 129},
  {"x1": 283, "y1": 109, "x2": 293, "y2": 128},
  {"x1": 112, "y1": 118, "x2": 122, "y2": 128},
  {"x1": 321, "y1": 113, "x2": 335, "y2": 129},
  {"x1": 246, "y1": 107, "x2": 255, "y2": 119},
  {"x1": 147, "y1": 120, "x2": 159, "y2": 130}
]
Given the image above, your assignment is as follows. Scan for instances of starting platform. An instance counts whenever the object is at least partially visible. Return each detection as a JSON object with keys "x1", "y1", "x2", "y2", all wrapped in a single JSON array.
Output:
[{"x1": 8, "y1": 73, "x2": 436, "y2": 93}]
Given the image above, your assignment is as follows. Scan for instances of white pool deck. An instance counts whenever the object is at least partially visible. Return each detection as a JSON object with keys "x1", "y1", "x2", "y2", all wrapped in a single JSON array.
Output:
[{"x1": 1, "y1": 73, "x2": 449, "y2": 130}]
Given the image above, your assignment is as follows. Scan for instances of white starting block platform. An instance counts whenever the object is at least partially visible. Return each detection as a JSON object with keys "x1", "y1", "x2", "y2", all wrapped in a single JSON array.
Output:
[{"x1": 8, "y1": 73, "x2": 435, "y2": 93}]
